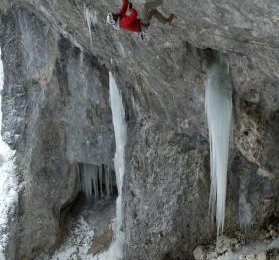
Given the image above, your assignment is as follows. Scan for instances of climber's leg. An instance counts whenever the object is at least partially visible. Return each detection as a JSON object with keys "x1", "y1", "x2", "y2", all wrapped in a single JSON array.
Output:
[
  {"x1": 141, "y1": 1, "x2": 174, "y2": 26},
  {"x1": 148, "y1": 9, "x2": 169, "y2": 24},
  {"x1": 144, "y1": 0, "x2": 164, "y2": 10},
  {"x1": 142, "y1": 0, "x2": 163, "y2": 23}
]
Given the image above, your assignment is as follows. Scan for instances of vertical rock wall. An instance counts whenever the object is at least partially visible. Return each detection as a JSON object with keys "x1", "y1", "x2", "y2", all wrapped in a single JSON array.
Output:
[{"x1": 0, "y1": 7, "x2": 114, "y2": 259}]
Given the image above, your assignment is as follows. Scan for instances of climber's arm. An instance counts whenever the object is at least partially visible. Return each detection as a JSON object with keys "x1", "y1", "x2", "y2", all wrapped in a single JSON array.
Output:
[
  {"x1": 119, "y1": 0, "x2": 129, "y2": 15},
  {"x1": 123, "y1": 8, "x2": 138, "y2": 25}
]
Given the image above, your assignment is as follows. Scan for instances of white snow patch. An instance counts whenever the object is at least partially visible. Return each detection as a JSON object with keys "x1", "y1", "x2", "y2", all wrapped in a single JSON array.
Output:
[
  {"x1": 0, "y1": 49, "x2": 18, "y2": 258},
  {"x1": 46, "y1": 216, "x2": 95, "y2": 260},
  {"x1": 95, "y1": 243, "x2": 122, "y2": 260},
  {"x1": 214, "y1": 239, "x2": 279, "y2": 260},
  {"x1": 0, "y1": 153, "x2": 17, "y2": 256}
]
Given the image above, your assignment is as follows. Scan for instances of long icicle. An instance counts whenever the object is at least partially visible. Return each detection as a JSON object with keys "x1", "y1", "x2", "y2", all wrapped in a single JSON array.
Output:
[
  {"x1": 84, "y1": 4, "x2": 93, "y2": 47},
  {"x1": 205, "y1": 57, "x2": 232, "y2": 235},
  {"x1": 97, "y1": 72, "x2": 127, "y2": 260},
  {"x1": 110, "y1": 71, "x2": 127, "y2": 247}
]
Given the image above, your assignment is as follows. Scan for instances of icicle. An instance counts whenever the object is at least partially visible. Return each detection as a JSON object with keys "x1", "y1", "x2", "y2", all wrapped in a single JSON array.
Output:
[
  {"x1": 92, "y1": 166, "x2": 98, "y2": 198},
  {"x1": 77, "y1": 164, "x2": 81, "y2": 191},
  {"x1": 0, "y1": 52, "x2": 9, "y2": 155},
  {"x1": 81, "y1": 164, "x2": 92, "y2": 198},
  {"x1": 205, "y1": 55, "x2": 233, "y2": 235},
  {"x1": 98, "y1": 72, "x2": 127, "y2": 260},
  {"x1": 99, "y1": 166, "x2": 103, "y2": 198},
  {"x1": 105, "y1": 166, "x2": 111, "y2": 198},
  {"x1": 91, "y1": 10, "x2": 98, "y2": 25},
  {"x1": 84, "y1": 4, "x2": 93, "y2": 47},
  {"x1": 110, "y1": 168, "x2": 113, "y2": 196},
  {"x1": 109, "y1": 72, "x2": 127, "y2": 229},
  {"x1": 83, "y1": 4, "x2": 98, "y2": 47},
  {"x1": 79, "y1": 51, "x2": 84, "y2": 70}
]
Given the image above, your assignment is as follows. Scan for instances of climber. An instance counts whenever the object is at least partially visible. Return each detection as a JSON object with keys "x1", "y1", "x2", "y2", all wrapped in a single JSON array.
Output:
[{"x1": 107, "y1": 0, "x2": 174, "y2": 39}]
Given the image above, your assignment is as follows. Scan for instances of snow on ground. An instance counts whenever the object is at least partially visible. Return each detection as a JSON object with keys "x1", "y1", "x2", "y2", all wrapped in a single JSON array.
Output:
[
  {"x1": 94, "y1": 232, "x2": 123, "y2": 260},
  {"x1": 215, "y1": 239, "x2": 279, "y2": 260},
  {"x1": 39, "y1": 199, "x2": 116, "y2": 260},
  {"x1": 0, "y1": 153, "x2": 17, "y2": 257},
  {"x1": 194, "y1": 236, "x2": 279, "y2": 260},
  {"x1": 46, "y1": 215, "x2": 95, "y2": 260}
]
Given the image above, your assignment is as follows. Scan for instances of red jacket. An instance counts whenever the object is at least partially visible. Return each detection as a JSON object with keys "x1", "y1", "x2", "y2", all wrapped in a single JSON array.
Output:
[{"x1": 118, "y1": 0, "x2": 141, "y2": 32}]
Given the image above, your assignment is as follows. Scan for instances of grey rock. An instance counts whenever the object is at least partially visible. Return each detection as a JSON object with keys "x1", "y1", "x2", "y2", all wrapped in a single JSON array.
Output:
[
  {"x1": 256, "y1": 252, "x2": 267, "y2": 260},
  {"x1": 193, "y1": 245, "x2": 206, "y2": 260},
  {"x1": 216, "y1": 236, "x2": 239, "y2": 255},
  {"x1": 0, "y1": 7, "x2": 114, "y2": 260}
]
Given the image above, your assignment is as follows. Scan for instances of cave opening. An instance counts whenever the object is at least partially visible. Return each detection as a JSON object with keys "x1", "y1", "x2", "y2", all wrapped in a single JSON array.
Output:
[{"x1": 58, "y1": 163, "x2": 118, "y2": 257}]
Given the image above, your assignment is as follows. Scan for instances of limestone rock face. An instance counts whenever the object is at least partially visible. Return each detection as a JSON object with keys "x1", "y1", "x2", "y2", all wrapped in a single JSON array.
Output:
[
  {"x1": 0, "y1": 6, "x2": 114, "y2": 259},
  {"x1": 0, "y1": 0, "x2": 278, "y2": 259}
]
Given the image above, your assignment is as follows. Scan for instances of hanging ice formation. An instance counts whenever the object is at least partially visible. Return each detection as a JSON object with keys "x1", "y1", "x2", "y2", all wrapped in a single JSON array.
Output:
[
  {"x1": 0, "y1": 49, "x2": 18, "y2": 258},
  {"x1": 79, "y1": 164, "x2": 114, "y2": 199},
  {"x1": 205, "y1": 55, "x2": 233, "y2": 235},
  {"x1": 83, "y1": 4, "x2": 98, "y2": 47},
  {"x1": 96, "y1": 72, "x2": 127, "y2": 260},
  {"x1": 110, "y1": 71, "x2": 127, "y2": 258}
]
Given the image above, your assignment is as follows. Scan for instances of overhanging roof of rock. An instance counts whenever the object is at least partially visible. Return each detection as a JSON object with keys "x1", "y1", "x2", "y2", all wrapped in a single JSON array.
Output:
[
  {"x1": 0, "y1": 1, "x2": 277, "y2": 118},
  {"x1": 1, "y1": 0, "x2": 278, "y2": 62}
]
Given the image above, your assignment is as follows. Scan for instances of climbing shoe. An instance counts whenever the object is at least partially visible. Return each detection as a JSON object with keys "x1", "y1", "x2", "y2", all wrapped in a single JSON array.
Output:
[{"x1": 167, "y1": 14, "x2": 175, "y2": 24}]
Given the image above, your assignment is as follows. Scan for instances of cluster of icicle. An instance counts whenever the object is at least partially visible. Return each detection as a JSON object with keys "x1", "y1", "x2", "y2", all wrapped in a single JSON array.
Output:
[
  {"x1": 205, "y1": 55, "x2": 233, "y2": 235},
  {"x1": 0, "y1": 49, "x2": 18, "y2": 259},
  {"x1": 79, "y1": 164, "x2": 114, "y2": 199},
  {"x1": 96, "y1": 72, "x2": 127, "y2": 260}
]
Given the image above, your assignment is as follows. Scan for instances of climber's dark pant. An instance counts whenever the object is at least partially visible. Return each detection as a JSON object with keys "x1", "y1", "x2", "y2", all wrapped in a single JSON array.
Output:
[{"x1": 141, "y1": 0, "x2": 168, "y2": 25}]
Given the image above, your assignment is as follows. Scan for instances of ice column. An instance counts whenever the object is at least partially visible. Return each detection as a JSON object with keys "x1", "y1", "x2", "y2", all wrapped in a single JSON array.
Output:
[{"x1": 98, "y1": 72, "x2": 127, "y2": 260}]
